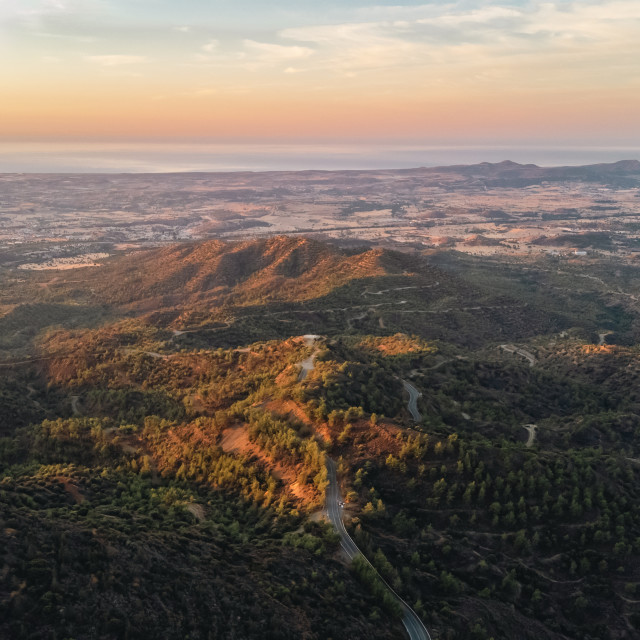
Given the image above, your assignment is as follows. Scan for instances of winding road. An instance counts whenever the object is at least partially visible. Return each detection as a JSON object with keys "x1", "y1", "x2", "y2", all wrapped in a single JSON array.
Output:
[
  {"x1": 325, "y1": 458, "x2": 430, "y2": 640},
  {"x1": 500, "y1": 344, "x2": 536, "y2": 367},
  {"x1": 523, "y1": 424, "x2": 537, "y2": 448},
  {"x1": 70, "y1": 395, "x2": 81, "y2": 416},
  {"x1": 297, "y1": 334, "x2": 430, "y2": 638},
  {"x1": 298, "y1": 334, "x2": 321, "y2": 381},
  {"x1": 597, "y1": 331, "x2": 612, "y2": 346},
  {"x1": 402, "y1": 380, "x2": 423, "y2": 422}
]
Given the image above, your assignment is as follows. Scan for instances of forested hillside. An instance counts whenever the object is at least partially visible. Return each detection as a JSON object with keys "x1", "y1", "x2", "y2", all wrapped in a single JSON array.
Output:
[{"x1": 1, "y1": 237, "x2": 639, "y2": 639}]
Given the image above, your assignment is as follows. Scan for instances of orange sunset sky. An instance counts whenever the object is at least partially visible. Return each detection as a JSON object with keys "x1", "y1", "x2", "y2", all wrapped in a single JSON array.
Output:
[{"x1": 1, "y1": 0, "x2": 639, "y2": 144}]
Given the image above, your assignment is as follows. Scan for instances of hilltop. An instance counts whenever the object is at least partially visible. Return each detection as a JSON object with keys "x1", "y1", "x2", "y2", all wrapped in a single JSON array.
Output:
[
  {"x1": 31, "y1": 236, "x2": 451, "y2": 323},
  {"x1": 85, "y1": 236, "x2": 410, "y2": 308}
]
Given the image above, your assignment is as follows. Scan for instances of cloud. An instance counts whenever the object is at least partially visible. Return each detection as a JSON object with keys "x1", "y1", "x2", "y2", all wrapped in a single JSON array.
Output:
[
  {"x1": 5, "y1": 0, "x2": 640, "y2": 107},
  {"x1": 274, "y1": 0, "x2": 640, "y2": 86},
  {"x1": 202, "y1": 39, "x2": 218, "y2": 53},
  {"x1": 229, "y1": 39, "x2": 315, "y2": 72},
  {"x1": 278, "y1": 22, "x2": 430, "y2": 74},
  {"x1": 1, "y1": 0, "x2": 104, "y2": 24},
  {"x1": 86, "y1": 55, "x2": 147, "y2": 66},
  {"x1": 416, "y1": 5, "x2": 523, "y2": 27},
  {"x1": 243, "y1": 40, "x2": 314, "y2": 61},
  {"x1": 183, "y1": 85, "x2": 252, "y2": 97}
]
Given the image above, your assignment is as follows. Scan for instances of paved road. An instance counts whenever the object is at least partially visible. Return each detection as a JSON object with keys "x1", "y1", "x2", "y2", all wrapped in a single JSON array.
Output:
[
  {"x1": 523, "y1": 424, "x2": 537, "y2": 448},
  {"x1": 70, "y1": 395, "x2": 81, "y2": 416},
  {"x1": 402, "y1": 380, "x2": 422, "y2": 422},
  {"x1": 597, "y1": 331, "x2": 612, "y2": 346},
  {"x1": 298, "y1": 340, "x2": 429, "y2": 638},
  {"x1": 298, "y1": 334, "x2": 321, "y2": 381},
  {"x1": 325, "y1": 458, "x2": 430, "y2": 640},
  {"x1": 500, "y1": 344, "x2": 536, "y2": 367},
  {"x1": 362, "y1": 285, "x2": 419, "y2": 296}
]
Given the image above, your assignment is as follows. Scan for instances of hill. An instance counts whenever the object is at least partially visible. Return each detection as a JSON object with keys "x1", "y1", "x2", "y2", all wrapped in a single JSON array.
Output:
[
  {"x1": 408, "y1": 159, "x2": 640, "y2": 187},
  {"x1": 72, "y1": 236, "x2": 417, "y2": 309}
]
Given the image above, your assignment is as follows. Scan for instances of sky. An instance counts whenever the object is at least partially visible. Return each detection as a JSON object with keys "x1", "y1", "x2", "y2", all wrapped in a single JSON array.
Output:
[{"x1": 1, "y1": 0, "x2": 639, "y2": 147}]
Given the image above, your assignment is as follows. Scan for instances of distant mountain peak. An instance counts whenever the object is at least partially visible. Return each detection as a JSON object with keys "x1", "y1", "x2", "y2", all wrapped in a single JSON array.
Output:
[{"x1": 611, "y1": 159, "x2": 640, "y2": 170}]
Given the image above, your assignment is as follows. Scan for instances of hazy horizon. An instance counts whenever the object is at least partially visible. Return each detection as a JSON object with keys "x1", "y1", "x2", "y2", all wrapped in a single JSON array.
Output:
[{"x1": 1, "y1": 142, "x2": 639, "y2": 174}]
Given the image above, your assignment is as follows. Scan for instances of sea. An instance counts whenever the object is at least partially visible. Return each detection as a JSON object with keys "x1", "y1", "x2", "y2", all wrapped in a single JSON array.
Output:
[{"x1": 0, "y1": 142, "x2": 639, "y2": 173}]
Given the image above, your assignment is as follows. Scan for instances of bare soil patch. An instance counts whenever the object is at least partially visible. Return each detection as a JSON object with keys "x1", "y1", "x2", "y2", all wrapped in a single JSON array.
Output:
[
  {"x1": 56, "y1": 476, "x2": 85, "y2": 504},
  {"x1": 220, "y1": 424, "x2": 314, "y2": 503}
]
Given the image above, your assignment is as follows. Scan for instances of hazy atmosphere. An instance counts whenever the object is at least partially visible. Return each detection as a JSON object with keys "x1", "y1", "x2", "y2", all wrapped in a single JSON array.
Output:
[{"x1": 3, "y1": 142, "x2": 640, "y2": 173}]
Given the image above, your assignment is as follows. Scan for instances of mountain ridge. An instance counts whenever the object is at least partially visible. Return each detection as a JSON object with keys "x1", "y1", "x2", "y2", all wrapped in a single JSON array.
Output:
[{"x1": 70, "y1": 236, "x2": 423, "y2": 309}]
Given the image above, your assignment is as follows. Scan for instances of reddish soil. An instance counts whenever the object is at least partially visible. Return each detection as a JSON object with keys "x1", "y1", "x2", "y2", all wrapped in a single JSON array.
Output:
[
  {"x1": 55, "y1": 476, "x2": 85, "y2": 504},
  {"x1": 220, "y1": 424, "x2": 315, "y2": 504},
  {"x1": 332, "y1": 419, "x2": 403, "y2": 463}
]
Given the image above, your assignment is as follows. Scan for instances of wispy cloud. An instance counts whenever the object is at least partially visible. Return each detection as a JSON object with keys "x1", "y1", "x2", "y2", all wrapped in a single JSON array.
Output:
[
  {"x1": 202, "y1": 39, "x2": 218, "y2": 53},
  {"x1": 86, "y1": 54, "x2": 147, "y2": 66},
  {"x1": 276, "y1": 0, "x2": 640, "y2": 86},
  {"x1": 241, "y1": 40, "x2": 314, "y2": 70},
  {"x1": 188, "y1": 39, "x2": 316, "y2": 72},
  {"x1": 416, "y1": 5, "x2": 523, "y2": 27},
  {"x1": 184, "y1": 85, "x2": 252, "y2": 97},
  {"x1": 3, "y1": 0, "x2": 639, "y2": 142},
  {"x1": 1, "y1": 0, "x2": 104, "y2": 24}
]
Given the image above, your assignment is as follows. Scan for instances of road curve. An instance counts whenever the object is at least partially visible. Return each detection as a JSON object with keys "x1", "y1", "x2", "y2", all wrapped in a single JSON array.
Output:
[
  {"x1": 402, "y1": 380, "x2": 422, "y2": 422},
  {"x1": 298, "y1": 334, "x2": 321, "y2": 381},
  {"x1": 499, "y1": 344, "x2": 536, "y2": 367},
  {"x1": 325, "y1": 458, "x2": 431, "y2": 640},
  {"x1": 297, "y1": 340, "x2": 429, "y2": 638},
  {"x1": 523, "y1": 424, "x2": 537, "y2": 448}
]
